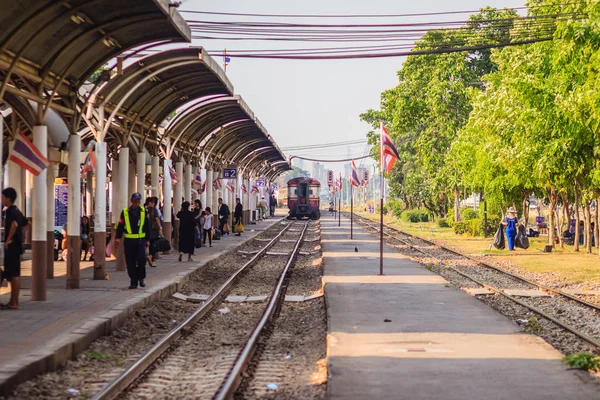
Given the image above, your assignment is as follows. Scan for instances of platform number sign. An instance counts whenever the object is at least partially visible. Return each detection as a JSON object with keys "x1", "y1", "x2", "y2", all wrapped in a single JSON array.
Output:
[
  {"x1": 362, "y1": 170, "x2": 370, "y2": 185},
  {"x1": 222, "y1": 167, "x2": 237, "y2": 179},
  {"x1": 327, "y1": 170, "x2": 334, "y2": 185},
  {"x1": 256, "y1": 178, "x2": 266, "y2": 187}
]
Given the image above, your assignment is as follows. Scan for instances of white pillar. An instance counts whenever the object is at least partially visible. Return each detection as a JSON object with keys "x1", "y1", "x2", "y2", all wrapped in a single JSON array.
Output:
[
  {"x1": 163, "y1": 159, "x2": 173, "y2": 246},
  {"x1": 25, "y1": 170, "x2": 33, "y2": 218},
  {"x1": 119, "y1": 149, "x2": 129, "y2": 214},
  {"x1": 136, "y1": 152, "x2": 146, "y2": 198},
  {"x1": 174, "y1": 161, "x2": 183, "y2": 212},
  {"x1": 94, "y1": 142, "x2": 107, "y2": 280},
  {"x1": 117, "y1": 148, "x2": 129, "y2": 271},
  {"x1": 151, "y1": 155, "x2": 160, "y2": 200},
  {"x1": 200, "y1": 167, "x2": 207, "y2": 208},
  {"x1": 31, "y1": 126, "x2": 48, "y2": 300},
  {"x1": 66, "y1": 133, "x2": 81, "y2": 289},
  {"x1": 206, "y1": 169, "x2": 213, "y2": 211},
  {"x1": 212, "y1": 170, "x2": 219, "y2": 212},
  {"x1": 111, "y1": 159, "x2": 119, "y2": 226},
  {"x1": 244, "y1": 177, "x2": 250, "y2": 212},
  {"x1": 128, "y1": 163, "x2": 136, "y2": 197},
  {"x1": 85, "y1": 172, "x2": 93, "y2": 216},
  {"x1": 184, "y1": 163, "x2": 192, "y2": 203},
  {"x1": 6, "y1": 158, "x2": 24, "y2": 214},
  {"x1": 46, "y1": 164, "x2": 56, "y2": 278}
]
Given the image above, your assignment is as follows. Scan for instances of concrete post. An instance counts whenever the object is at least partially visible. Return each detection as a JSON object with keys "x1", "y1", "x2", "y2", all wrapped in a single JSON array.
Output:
[
  {"x1": 117, "y1": 148, "x2": 129, "y2": 271},
  {"x1": 46, "y1": 164, "x2": 56, "y2": 278},
  {"x1": 184, "y1": 163, "x2": 192, "y2": 203},
  {"x1": 200, "y1": 167, "x2": 207, "y2": 208},
  {"x1": 31, "y1": 126, "x2": 48, "y2": 300},
  {"x1": 163, "y1": 159, "x2": 173, "y2": 246},
  {"x1": 66, "y1": 134, "x2": 81, "y2": 290},
  {"x1": 110, "y1": 158, "x2": 119, "y2": 258},
  {"x1": 206, "y1": 169, "x2": 213, "y2": 212},
  {"x1": 94, "y1": 142, "x2": 107, "y2": 280},
  {"x1": 137, "y1": 152, "x2": 146, "y2": 198},
  {"x1": 7, "y1": 158, "x2": 24, "y2": 212},
  {"x1": 128, "y1": 163, "x2": 136, "y2": 197},
  {"x1": 173, "y1": 161, "x2": 183, "y2": 249},
  {"x1": 151, "y1": 155, "x2": 160, "y2": 201}
]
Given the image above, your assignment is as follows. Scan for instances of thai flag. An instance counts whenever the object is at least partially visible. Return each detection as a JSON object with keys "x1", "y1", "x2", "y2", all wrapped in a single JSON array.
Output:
[
  {"x1": 213, "y1": 178, "x2": 222, "y2": 190},
  {"x1": 380, "y1": 122, "x2": 400, "y2": 175},
  {"x1": 251, "y1": 186, "x2": 259, "y2": 194},
  {"x1": 8, "y1": 131, "x2": 49, "y2": 176},
  {"x1": 81, "y1": 148, "x2": 96, "y2": 179},
  {"x1": 334, "y1": 177, "x2": 341, "y2": 192},
  {"x1": 350, "y1": 159, "x2": 360, "y2": 188},
  {"x1": 241, "y1": 183, "x2": 248, "y2": 194},
  {"x1": 169, "y1": 165, "x2": 179, "y2": 185},
  {"x1": 225, "y1": 180, "x2": 234, "y2": 193},
  {"x1": 192, "y1": 173, "x2": 203, "y2": 188}
]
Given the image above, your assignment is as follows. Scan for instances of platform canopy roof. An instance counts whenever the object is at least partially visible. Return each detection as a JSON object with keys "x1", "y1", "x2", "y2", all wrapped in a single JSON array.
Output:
[
  {"x1": 96, "y1": 47, "x2": 232, "y2": 131},
  {"x1": 166, "y1": 95, "x2": 289, "y2": 175},
  {"x1": 0, "y1": 0, "x2": 190, "y2": 96}
]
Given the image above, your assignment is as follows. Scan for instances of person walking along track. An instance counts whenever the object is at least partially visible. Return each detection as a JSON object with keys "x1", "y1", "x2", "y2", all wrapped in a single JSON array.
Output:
[{"x1": 115, "y1": 193, "x2": 150, "y2": 289}]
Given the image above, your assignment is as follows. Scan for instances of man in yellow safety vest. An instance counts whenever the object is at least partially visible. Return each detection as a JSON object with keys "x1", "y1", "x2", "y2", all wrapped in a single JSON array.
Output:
[{"x1": 115, "y1": 193, "x2": 150, "y2": 289}]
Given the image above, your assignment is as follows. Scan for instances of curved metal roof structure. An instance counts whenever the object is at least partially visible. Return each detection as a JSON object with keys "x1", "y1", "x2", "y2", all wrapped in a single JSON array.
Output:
[
  {"x1": 96, "y1": 48, "x2": 232, "y2": 132},
  {"x1": 0, "y1": 0, "x2": 190, "y2": 94}
]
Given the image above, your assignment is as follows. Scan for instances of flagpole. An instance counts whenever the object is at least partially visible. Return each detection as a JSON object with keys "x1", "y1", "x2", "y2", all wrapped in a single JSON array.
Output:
[
  {"x1": 338, "y1": 173, "x2": 341, "y2": 227},
  {"x1": 379, "y1": 122, "x2": 384, "y2": 276},
  {"x1": 350, "y1": 177, "x2": 353, "y2": 239}
]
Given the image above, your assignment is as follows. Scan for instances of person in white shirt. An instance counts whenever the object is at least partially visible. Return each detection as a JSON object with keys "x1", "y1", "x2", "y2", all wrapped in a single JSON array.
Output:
[{"x1": 203, "y1": 207, "x2": 213, "y2": 247}]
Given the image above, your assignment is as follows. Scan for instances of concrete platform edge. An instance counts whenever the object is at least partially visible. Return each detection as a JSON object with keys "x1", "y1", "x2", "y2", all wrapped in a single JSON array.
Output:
[{"x1": 0, "y1": 217, "x2": 284, "y2": 397}]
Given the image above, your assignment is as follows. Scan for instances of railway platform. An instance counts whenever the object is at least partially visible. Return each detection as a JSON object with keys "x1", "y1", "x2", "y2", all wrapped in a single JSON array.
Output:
[
  {"x1": 322, "y1": 214, "x2": 600, "y2": 400},
  {"x1": 0, "y1": 215, "x2": 283, "y2": 396}
]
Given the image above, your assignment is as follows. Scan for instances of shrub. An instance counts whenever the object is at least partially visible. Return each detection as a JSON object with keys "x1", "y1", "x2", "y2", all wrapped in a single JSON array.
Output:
[
  {"x1": 461, "y1": 208, "x2": 478, "y2": 220},
  {"x1": 401, "y1": 209, "x2": 429, "y2": 223},
  {"x1": 453, "y1": 216, "x2": 502, "y2": 236},
  {"x1": 386, "y1": 198, "x2": 404, "y2": 219},
  {"x1": 437, "y1": 218, "x2": 451, "y2": 228},
  {"x1": 563, "y1": 353, "x2": 600, "y2": 372},
  {"x1": 376, "y1": 204, "x2": 388, "y2": 215}
]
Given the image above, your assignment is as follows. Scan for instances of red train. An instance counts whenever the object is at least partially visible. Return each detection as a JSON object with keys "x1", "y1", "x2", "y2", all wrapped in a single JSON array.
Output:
[{"x1": 287, "y1": 177, "x2": 321, "y2": 219}]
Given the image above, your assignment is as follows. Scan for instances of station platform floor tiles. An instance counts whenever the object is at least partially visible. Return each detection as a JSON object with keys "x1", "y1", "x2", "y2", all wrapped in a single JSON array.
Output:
[
  {"x1": 0, "y1": 214, "x2": 284, "y2": 396},
  {"x1": 321, "y1": 214, "x2": 600, "y2": 400}
]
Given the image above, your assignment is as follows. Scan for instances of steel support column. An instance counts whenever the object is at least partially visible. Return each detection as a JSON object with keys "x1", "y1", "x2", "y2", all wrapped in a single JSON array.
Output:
[
  {"x1": 163, "y1": 159, "x2": 173, "y2": 247},
  {"x1": 151, "y1": 156, "x2": 160, "y2": 201},
  {"x1": 31, "y1": 126, "x2": 48, "y2": 300},
  {"x1": 137, "y1": 152, "x2": 146, "y2": 198},
  {"x1": 46, "y1": 164, "x2": 56, "y2": 278}
]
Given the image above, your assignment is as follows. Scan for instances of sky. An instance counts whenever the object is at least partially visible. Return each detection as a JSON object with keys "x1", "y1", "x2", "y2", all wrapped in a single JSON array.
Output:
[{"x1": 180, "y1": 0, "x2": 525, "y2": 175}]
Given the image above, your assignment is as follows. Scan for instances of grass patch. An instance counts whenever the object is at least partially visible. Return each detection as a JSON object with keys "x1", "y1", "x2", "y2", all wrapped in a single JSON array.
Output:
[{"x1": 354, "y1": 211, "x2": 600, "y2": 285}]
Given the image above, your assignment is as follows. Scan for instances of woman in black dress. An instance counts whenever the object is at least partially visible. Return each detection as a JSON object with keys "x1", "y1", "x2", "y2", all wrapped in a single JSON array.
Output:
[{"x1": 176, "y1": 201, "x2": 197, "y2": 262}]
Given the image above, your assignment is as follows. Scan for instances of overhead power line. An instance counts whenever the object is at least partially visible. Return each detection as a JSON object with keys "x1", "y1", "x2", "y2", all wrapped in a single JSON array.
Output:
[{"x1": 283, "y1": 139, "x2": 368, "y2": 151}]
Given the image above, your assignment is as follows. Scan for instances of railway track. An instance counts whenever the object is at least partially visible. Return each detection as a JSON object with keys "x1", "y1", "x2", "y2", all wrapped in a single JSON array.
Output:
[
  {"x1": 91, "y1": 219, "x2": 316, "y2": 400},
  {"x1": 349, "y1": 212, "x2": 600, "y2": 350}
]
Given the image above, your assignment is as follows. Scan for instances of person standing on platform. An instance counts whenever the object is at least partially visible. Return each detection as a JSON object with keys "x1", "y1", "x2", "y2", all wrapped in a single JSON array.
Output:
[
  {"x1": 502, "y1": 207, "x2": 519, "y2": 251},
  {"x1": 176, "y1": 201, "x2": 196, "y2": 262},
  {"x1": 270, "y1": 194, "x2": 277, "y2": 217},
  {"x1": 145, "y1": 197, "x2": 162, "y2": 267},
  {"x1": 1, "y1": 188, "x2": 28, "y2": 309},
  {"x1": 80, "y1": 216, "x2": 91, "y2": 261},
  {"x1": 259, "y1": 196, "x2": 269, "y2": 219},
  {"x1": 203, "y1": 207, "x2": 214, "y2": 247},
  {"x1": 234, "y1": 198, "x2": 243, "y2": 236},
  {"x1": 217, "y1": 198, "x2": 230, "y2": 236},
  {"x1": 115, "y1": 193, "x2": 150, "y2": 289}
]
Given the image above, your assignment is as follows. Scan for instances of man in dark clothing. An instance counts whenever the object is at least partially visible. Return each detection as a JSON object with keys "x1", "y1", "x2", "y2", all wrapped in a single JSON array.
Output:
[
  {"x1": 2, "y1": 188, "x2": 28, "y2": 309},
  {"x1": 115, "y1": 193, "x2": 150, "y2": 289},
  {"x1": 233, "y1": 198, "x2": 243, "y2": 236},
  {"x1": 217, "y1": 197, "x2": 230, "y2": 236},
  {"x1": 270, "y1": 194, "x2": 277, "y2": 217}
]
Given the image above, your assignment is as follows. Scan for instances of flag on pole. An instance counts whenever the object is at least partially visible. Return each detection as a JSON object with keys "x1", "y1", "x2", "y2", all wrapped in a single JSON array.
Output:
[
  {"x1": 81, "y1": 148, "x2": 96, "y2": 179},
  {"x1": 334, "y1": 177, "x2": 341, "y2": 192},
  {"x1": 213, "y1": 178, "x2": 222, "y2": 190},
  {"x1": 241, "y1": 183, "x2": 248, "y2": 194},
  {"x1": 169, "y1": 165, "x2": 179, "y2": 185},
  {"x1": 251, "y1": 185, "x2": 259, "y2": 194},
  {"x1": 225, "y1": 180, "x2": 234, "y2": 193},
  {"x1": 350, "y1": 159, "x2": 360, "y2": 188},
  {"x1": 8, "y1": 131, "x2": 49, "y2": 176},
  {"x1": 380, "y1": 122, "x2": 400, "y2": 175}
]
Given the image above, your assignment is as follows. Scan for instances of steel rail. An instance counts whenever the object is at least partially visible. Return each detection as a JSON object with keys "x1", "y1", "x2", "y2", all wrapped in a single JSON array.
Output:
[
  {"x1": 350, "y1": 212, "x2": 600, "y2": 312},
  {"x1": 92, "y1": 219, "x2": 293, "y2": 400},
  {"x1": 214, "y1": 220, "x2": 310, "y2": 400},
  {"x1": 350, "y1": 213, "x2": 600, "y2": 349}
]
